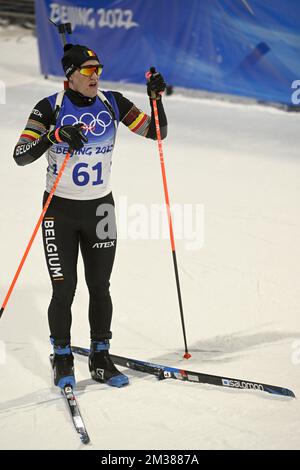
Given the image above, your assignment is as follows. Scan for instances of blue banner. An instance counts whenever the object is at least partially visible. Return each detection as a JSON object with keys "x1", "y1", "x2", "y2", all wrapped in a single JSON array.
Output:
[{"x1": 35, "y1": 0, "x2": 300, "y2": 106}]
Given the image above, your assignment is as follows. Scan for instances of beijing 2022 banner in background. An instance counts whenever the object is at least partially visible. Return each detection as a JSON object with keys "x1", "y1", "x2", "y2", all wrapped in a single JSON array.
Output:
[{"x1": 35, "y1": 0, "x2": 300, "y2": 106}]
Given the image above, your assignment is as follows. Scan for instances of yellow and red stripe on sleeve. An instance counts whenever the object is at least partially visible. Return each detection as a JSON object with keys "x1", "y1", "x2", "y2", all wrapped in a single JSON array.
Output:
[
  {"x1": 129, "y1": 113, "x2": 151, "y2": 136},
  {"x1": 123, "y1": 105, "x2": 151, "y2": 137},
  {"x1": 128, "y1": 112, "x2": 147, "y2": 131},
  {"x1": 20, "y1": 129, "x2": 41, "y2": 141}
]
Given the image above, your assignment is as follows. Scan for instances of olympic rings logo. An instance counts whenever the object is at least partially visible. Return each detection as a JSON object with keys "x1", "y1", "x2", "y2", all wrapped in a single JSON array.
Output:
[{"x1": 61, "y1": 111, "x2": 113, "y2": 136}]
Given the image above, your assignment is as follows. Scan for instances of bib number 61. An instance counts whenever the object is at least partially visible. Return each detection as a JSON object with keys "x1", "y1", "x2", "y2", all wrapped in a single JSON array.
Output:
[{"x1": 72, "y1": 162, "x2": 104, "y2": 186}]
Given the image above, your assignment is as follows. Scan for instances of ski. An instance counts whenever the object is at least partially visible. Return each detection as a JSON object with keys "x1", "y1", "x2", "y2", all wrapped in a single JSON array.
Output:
[
  {"x1": 72, "y1": 346, "x2": 295, "y2": 398},
  {"x1": 61, "y1": 385, "x2": 90, "y2": 445},
  {"x1": 50, "y1": 355, "x2": 90, "y2": 444}
]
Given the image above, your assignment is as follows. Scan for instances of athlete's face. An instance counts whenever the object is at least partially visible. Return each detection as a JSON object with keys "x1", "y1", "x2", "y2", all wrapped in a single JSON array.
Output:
[{"x1": 68, "y1": 60, "x2": 101, "y2": 98}]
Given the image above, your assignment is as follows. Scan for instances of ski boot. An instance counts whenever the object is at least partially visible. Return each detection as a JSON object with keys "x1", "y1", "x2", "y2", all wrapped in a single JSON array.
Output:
[
  {"x1": 50, "y1": 340, "x2": 75, "y2": 389},
  {"x1": 89, "y1": 340, "x2": 129, "y2": 388}
]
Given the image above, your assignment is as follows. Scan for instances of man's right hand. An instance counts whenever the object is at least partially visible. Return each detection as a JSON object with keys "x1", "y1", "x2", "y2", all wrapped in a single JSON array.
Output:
[{"x1": 46, "y1": 123, "x2": 88, "y2": 150}]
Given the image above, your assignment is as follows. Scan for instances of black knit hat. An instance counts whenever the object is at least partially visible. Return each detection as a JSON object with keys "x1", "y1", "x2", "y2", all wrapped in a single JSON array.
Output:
[{"x1": 62, "y1": 44, "x2": 100, "y2": 78}]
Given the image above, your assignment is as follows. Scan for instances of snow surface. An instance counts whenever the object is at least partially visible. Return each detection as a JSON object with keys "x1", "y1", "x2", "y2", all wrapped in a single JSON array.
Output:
[{"x1": 0, "y1": 28, "x2": 300, "y2": 450}]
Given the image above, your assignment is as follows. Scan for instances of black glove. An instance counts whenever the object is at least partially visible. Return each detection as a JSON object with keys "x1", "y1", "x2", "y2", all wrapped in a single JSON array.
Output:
[
  {"x1": 46, "y1": 123, "x2": 88, "y2": 151},
  {"x1": 147, "y1": 67, "x2": 166, "y2": 100}
]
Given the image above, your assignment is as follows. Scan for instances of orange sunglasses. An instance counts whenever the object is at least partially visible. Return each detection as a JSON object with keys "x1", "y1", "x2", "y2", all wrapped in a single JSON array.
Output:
[{"x1": 78, "y1": 64, "x2": 104, "y2": 77}]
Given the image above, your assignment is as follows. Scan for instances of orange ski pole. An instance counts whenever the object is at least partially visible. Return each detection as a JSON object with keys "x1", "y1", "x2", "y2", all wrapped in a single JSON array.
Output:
[
  {"x1": 0, "y1": 148, "x2": 72, "y2": 318},
  {"x1": 148, "y1": 67, "x2": 191, "y2": 359}
]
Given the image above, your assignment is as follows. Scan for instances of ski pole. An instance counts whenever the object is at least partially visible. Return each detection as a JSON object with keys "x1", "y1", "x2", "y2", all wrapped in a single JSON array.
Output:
[
  {"x1": 0, "y1": 20, "x2": 75, "y2": 319},
  {"x1": 147, "y1": 67, "x2": 191, "y2": 359},
  {"x1": 0, "y1": 149, "x2": 72, "y2": 319}
]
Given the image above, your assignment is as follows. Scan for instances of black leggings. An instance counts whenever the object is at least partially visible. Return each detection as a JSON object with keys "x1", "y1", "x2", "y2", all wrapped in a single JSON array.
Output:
[{"x1": 41, "y1": 191, "x2": 117, "y2": 344}]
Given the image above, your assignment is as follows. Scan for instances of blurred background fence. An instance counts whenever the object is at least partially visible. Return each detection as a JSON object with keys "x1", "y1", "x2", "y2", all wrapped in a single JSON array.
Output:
[{"x1": 0, "y1": 0, "x2": 34, "y2": 25}]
